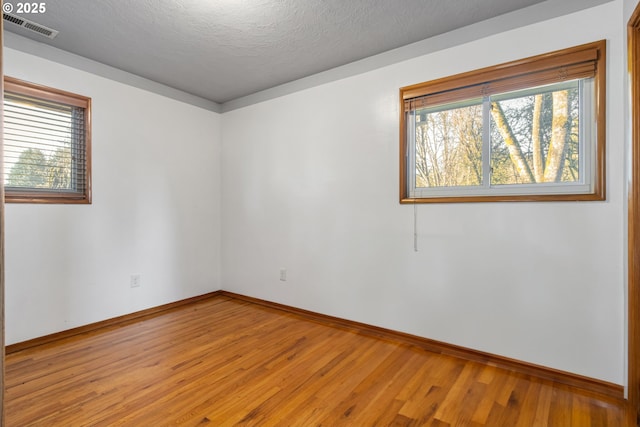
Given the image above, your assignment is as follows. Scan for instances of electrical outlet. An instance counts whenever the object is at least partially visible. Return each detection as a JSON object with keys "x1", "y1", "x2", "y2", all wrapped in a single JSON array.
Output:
[
  {"x1": 279, "y1": 269, "x2": 287, "y2": 281},
  {"x1": 130, "y1": 274, "x2": 141, "y2": 288}
]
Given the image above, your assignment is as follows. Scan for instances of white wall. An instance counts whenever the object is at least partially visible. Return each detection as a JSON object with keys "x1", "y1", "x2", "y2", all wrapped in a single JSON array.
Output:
[
  {"x1": 626, "y1": 0, "x2": 639, "y2": 21},
  {"x1": 222, "y1": 2, "x2": 625, "y2": 384},
  {"x1": 4, "y1": 48, "x2": 223, "y2": 344}
]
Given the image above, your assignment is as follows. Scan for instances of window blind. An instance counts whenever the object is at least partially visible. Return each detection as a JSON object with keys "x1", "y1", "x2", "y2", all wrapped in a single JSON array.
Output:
[{"x1": 403, "y1": 42, "x2": 601, "y2": 112}]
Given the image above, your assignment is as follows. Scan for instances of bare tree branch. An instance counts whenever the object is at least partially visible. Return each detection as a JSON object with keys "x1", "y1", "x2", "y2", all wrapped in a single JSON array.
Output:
[
  {"x1": 543, "y1": 90, "x2": 569, "y2": 182},
  {"x1": 531, "y1": 94, "x2": 544, "y2": 183},
  {"x1": 490, "y1": 102, "x2": 535, "y2": 183}
]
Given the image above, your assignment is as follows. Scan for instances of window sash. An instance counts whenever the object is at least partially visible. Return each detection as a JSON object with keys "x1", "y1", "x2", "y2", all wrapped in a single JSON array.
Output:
[{"x1": 407, "y1": 79, "x2": 595, "y2": 198}]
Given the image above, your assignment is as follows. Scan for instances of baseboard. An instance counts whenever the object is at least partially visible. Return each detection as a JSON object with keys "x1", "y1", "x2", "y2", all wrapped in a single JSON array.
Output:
[
  {"x1": 220, "y1": 291, "x2": 624, "y2": 401},
  {"x1": 5, "y1": 291, "x2": 223, "y2": 354}
]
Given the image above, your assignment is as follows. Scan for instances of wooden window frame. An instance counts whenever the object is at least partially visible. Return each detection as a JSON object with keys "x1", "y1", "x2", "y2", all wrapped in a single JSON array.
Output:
[
  {"x1": 399, "y1": 40, "x2": 606, "y2": 204},
  {"x1": 3, "y1": 77, "x2": 92, "y2": 204}
]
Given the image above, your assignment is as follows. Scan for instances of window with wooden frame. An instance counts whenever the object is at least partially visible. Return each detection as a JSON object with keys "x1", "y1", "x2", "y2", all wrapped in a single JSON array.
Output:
[
  {"x1": 400, "y1": 40, "x2": 606, "y2": 203},
  {"x1": 3, "y1": 77, "x2": 91, "y2": 204}
]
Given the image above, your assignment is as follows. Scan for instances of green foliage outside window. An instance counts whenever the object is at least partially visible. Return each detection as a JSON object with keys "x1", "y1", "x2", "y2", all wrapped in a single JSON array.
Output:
[{"x1": 7, "y1": 147, "x2": 72, "y2": 190}]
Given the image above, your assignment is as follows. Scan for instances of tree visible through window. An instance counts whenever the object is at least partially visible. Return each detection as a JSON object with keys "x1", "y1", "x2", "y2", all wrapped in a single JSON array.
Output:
[
  {"x1": 400, "y1": 41, "x2": 605, "y2": 203},
  {"x1": 3, "y1": 77, "x2": 91, "y2": 204}
]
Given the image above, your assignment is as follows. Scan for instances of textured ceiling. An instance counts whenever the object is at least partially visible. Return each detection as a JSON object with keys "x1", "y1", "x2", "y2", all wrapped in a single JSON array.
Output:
[{"x1": 4, "y1": 0, "x2": 595, "y2": 104}]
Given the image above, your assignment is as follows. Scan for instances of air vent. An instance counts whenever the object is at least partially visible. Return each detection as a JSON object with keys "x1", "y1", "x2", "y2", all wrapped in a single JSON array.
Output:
[{"x1": 3, "y1": 12, "x2": 58, "y2": 39}]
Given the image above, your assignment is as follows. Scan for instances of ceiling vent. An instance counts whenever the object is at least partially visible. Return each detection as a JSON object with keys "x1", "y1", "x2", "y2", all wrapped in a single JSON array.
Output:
[{"x1": 3, "y1": 12, "x2": 58, "y2": 39}]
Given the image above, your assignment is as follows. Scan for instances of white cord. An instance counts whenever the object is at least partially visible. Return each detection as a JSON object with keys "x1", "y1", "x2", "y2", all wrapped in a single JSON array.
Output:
[{"x1": 413, "y1": 203, "x2": 418, "y2": 252}]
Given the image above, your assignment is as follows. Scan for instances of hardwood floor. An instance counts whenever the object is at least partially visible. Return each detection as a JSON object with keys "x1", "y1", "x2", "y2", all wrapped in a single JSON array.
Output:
[{"x1": 5, "y1": 295, "x2": 631, "y2": 426}]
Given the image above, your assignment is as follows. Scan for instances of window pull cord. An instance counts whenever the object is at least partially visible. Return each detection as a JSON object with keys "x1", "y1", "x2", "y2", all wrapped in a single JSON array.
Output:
[{"x1": 414, "y1": 203, "x2": 418, "y2": 252}]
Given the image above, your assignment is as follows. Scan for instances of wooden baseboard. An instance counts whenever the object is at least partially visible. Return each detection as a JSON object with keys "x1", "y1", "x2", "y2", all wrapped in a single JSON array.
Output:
[
  {"x1": 5, "y1": 291, "x2": 223, "y2": 354},
  {"x1": 220, "y1": 291, "x2": 624, "y2": 401}
]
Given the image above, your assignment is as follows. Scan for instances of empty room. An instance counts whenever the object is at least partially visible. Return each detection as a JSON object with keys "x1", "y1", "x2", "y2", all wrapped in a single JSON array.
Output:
[{"x1": 0, "y1": 0, "x2": 639, "y2": 425}]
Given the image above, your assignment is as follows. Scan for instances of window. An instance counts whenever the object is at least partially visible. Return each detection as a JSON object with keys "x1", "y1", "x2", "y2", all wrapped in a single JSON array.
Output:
[
  {"x1": 400, "y1": 40, "x2": 606, "y2": 203},
  {"x1": 3, "y1": 77, "x2": 91, "y2": 203}
]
